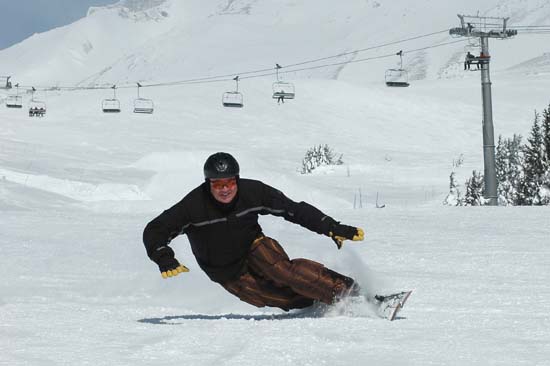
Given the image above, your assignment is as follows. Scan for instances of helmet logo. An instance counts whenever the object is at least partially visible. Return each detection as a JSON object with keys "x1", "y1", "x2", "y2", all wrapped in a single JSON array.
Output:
[{"x1": 216, "y1": 161, "x2": 228, "y2": 172}]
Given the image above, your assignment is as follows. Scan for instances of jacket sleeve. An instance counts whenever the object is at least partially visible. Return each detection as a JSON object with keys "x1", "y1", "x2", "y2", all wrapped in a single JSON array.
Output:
[
  {"x1": 260, "y1": 183, "x2": 337, "y2": 236},
  {"x1": 142, "y1": 199, "x2": 190, "y2": 262}
]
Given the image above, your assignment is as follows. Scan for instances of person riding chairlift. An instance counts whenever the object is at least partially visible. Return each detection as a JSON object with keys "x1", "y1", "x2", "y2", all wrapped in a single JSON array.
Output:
[
  {"x1": 277, "y1": 90, "x2": 285, "y2": 104},
  {"x1": 464, "y1": 52, "x2": 479, "y2": 70}
]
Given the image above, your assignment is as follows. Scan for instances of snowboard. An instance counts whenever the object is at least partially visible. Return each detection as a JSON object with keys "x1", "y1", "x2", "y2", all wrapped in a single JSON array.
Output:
[{"x1": 372, "y1": 290, "x2": 413, "y2": 321}]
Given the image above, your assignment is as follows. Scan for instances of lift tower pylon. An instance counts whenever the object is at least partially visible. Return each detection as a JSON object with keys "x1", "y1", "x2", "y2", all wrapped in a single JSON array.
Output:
[{"x1": 450, "y1": 15, "x2": 517, "y2": 206}]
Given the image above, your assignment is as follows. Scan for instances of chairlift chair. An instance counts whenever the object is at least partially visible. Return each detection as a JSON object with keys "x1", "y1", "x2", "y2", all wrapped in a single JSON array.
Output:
[
  {"x1": 465, "y1": 53, "x2": 491, "y2": 71},
  {"x1": 272, "y1": 64, "x2": 295, "y2": 100},
  {"x1": 28, "y1": 100, "x2": 46, "y2": 117},
  {"x1": 385, "y1": 50, "x2": 410, "y2": 87},
  {"x1": 134, "y1": 98, "x2": 154, "y2": 113},
  {"x1": 1, "y1": 76, "x2": 12, "y2": 89},
  {"x1": 272, "y1": 81, "x2": 295, "y2": 99},
  {"x1": 133, "y1": 83, "x2": 154, "y2": 113},
  {"x1": 102, "y1": 99, "x2": 121, "y2": 113},
  {"x1": 222, "y1": 91, "x2": 244, "y2": 108},
  {"x1": 5, "y1": 95, "x2": 23, "y2": 108},
  {"x1": 385, "y1": 69, "x2": 410, "y2": 87},
  {"x1": 222, "y1": 76, "x2": 244, "y2": 108},
  {"x1": 6, "y1": 82, "x2": 22, "y2": 108},
  {"x1": 102, "y1": 85, "x2": 121, "y2": 113},
  {"x1": 27, "y1": 87, "x2": 46, "y2": 117}
]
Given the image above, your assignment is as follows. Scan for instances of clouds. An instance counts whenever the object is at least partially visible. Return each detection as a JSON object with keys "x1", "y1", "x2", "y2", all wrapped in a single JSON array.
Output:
[{"x1": 0, "y1": 0, "x2": 117, "y2": 50}]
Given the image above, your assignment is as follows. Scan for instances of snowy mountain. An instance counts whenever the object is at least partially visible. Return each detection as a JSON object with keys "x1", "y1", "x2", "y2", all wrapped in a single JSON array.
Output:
[
  {"x1": 1, "y1": 1, "x2": 549, "y2": 365},
  {"x1": 1, "y1": 0, "x2": 550, "y2": 86}
]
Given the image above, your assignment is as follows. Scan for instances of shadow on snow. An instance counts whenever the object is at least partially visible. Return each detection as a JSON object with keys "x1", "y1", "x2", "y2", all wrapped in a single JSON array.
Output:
[
  {"x1": 138, "y1": 309, "x2": 325, "y2": 324},
  {"x1": 137, "y1": 297, "x2": 390, "y2": 324}
]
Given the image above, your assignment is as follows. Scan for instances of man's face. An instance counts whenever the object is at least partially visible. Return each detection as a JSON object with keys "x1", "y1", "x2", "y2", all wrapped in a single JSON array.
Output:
[{"x1": 209, "y1": 177, "x2": 238, "y2": 204}]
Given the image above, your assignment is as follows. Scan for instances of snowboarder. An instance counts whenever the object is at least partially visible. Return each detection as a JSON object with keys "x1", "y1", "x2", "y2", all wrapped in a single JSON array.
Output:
[{"x1": 142, "y1": 152, "x2": 365, "y2": 311}]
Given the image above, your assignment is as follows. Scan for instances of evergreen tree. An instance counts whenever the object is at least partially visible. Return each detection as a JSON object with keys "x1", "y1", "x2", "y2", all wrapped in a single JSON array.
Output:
[
  {"x1": 541, "y1": 106, "x2": 550, "y2": 204},
  {"x1": 496, "y1": 135, "x2": 508, "y2": 204},
  {"x1": 444, "y1": 171, "x2": 463, "y2": 206},
  {"x1": 543, "y1": 105, "x2": 550, "y2": 166},
  {"x1": 464, "y1": 170, "x2": 484, "y2": 206},
  {"x1": 520, "y1": 112, "x2": 546, "y2": 205},
  {"x1": 300, "y1": 144, "x2": 343, "y2": 174},
  {"x1": 495, "y1": 134, "x2": 523, "y2": 205}
]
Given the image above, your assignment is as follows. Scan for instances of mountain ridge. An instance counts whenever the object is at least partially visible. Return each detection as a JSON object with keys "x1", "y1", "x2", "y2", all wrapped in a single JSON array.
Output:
[{"x1": 0, "y1": 0, "x2": 549, "y2": 88}]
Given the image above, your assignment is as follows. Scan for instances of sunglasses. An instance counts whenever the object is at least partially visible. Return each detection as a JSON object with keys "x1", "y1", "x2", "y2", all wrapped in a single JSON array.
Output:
[{"x1": 210, "y1": 177, "x2": 237, "y2": 190}]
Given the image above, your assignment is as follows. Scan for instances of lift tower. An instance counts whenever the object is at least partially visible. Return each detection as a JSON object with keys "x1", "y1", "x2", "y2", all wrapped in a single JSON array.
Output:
[{"x1": 450, "y1": 15, "x2": 517, "y2": 205}]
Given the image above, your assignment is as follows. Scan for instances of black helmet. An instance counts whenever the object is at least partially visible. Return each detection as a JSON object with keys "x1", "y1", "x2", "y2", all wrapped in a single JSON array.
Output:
[{"x1": 203, "y1": 152, "x2": 240, "y2": 179}]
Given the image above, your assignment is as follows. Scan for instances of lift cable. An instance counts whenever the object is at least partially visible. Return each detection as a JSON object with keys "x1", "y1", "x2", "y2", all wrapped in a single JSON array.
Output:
[
  {"x1": 240, "y1": 39, "x2": 469, "y2": 81},
  {"x1": 15, "y1": 29, "x2": 453, "y2": 92}
]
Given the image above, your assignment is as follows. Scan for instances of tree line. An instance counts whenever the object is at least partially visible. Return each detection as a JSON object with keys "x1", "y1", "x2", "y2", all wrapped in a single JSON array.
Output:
[{"x1": 445, "y1": 104, "x2": 550, "y2": 206}]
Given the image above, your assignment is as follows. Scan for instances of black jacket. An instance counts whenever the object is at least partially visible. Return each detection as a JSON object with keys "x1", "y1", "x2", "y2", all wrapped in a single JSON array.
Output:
[{"x1": 143, "y1": 178, "x2": 338, "y2": 283}]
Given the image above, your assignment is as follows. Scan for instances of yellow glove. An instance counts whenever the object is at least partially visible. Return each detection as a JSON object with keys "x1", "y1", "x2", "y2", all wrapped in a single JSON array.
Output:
[
  {"x1": 329, "y1": 224, "x2": 365, "y2": 249},
  {"x1": 156, "y1": 255, "x2": 190, "y2": 279},
  {"x1": 161, "y1": 264, "x2": 190, "y2": 279}
]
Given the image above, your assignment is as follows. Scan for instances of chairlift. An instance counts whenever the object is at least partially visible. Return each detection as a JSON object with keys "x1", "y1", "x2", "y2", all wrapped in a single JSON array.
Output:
[
  {"x1": 6, "y1": 95, "x2": 22, "y2": 108},
  {"x1": 29, "y1": 101, "x2": 46, "y2": 117},
  {"x1": 222, "y1": 76, "x2": 244, "y2": 108},
  {"x1": 272, "y1": 64, "x2": 295, "y2": 100},
  {"x1": 102, "y1": 85, "x2": 121, "y2": 113},
  {"x1": 464, "y1": 52, "x2": 491, "y2": 71},
  {"x1": 222, "y1": 92, "x2": 244, "y2": 108},
  {"x1": 1, "y1": 76, "x2": 12, "y2": 89},
  {"x1": 102, "y1": 99, "x2": 121, "y2": 113},
  {"x1": 385, "y1": 51, "x2": 410, "y2": 87},
  {"x1": 134, "y1": 82, "x2": 154, "y2": 114},
  {"x1": 5, "y1": 83, "x2": 22, "y2": 108},
  {"x1": 28, "y1": 87, "x2": 47, "y2": 117},
  {"x1": 272, "y1": 82, "x2": 295, "y2": 99}
]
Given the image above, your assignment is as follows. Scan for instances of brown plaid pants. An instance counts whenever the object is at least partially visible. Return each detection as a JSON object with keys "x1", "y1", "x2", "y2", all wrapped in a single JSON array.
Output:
[{"x1": 221, "y1": 236, "x2": 357, "y2": 311}]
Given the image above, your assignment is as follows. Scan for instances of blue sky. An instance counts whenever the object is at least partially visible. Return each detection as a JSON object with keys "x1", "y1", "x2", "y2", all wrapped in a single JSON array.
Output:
[{"x1": 0, "y1": 0, "x2": 117, "y2": 50}]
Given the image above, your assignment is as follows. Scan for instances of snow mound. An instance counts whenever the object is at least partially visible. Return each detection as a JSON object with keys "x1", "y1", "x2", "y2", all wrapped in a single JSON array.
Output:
[{"x1": 0, "y1": 168, "x2": 149, "y2": 202}]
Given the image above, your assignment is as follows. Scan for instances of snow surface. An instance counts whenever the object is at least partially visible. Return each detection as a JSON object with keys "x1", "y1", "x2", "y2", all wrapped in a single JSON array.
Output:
[{"x1": 1, "y1": 1, "x2": 550, "y2": 365}]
